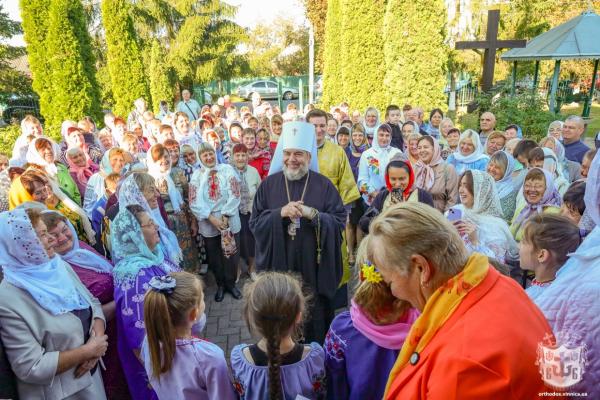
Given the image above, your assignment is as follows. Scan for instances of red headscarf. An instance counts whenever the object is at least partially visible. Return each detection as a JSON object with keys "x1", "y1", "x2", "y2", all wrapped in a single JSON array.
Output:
[{"x1": 385, "y1": 159, "x2": 415, "y2": 200}]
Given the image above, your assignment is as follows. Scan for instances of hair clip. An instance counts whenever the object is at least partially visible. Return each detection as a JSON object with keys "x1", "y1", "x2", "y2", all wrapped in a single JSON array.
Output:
[
  {"x1": 149, "y1": 275, "x2": 176, "y2": 294},
  {"x1": 360, "y1": 261, "x2": 383, "y2": 284}
]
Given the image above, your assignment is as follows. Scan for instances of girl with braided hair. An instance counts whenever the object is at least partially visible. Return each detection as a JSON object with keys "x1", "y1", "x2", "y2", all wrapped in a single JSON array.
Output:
[{"x1": 231, "y1": 272, "x2": 326, "y2": 400}]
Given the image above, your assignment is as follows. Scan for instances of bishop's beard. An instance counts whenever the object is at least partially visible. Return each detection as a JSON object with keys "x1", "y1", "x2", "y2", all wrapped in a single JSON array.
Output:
[{"x1": 283, "y1": 164, "x2": 309, "y2": 181}]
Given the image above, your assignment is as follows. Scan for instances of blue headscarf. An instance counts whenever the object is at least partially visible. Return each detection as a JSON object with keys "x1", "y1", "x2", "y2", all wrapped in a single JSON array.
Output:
[
  {"x1": 494, "y1": 151, "x2": 525, "y2": 199},
  {"x1": 111, "y1": 206, "x2": 167, "y2": 284},
  {"x1": 0, "y1": 208, "x2": 90, "y2": 315}
]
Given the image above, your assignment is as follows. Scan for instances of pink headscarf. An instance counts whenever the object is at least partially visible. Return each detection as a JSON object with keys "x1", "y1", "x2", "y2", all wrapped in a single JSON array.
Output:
[
  {"x1": 66, "y1": 149, "x2": 99, "y2": 188},
  {"x1": 414, "y1": 137, "x2": 443, "y2": 191},
  {"x1": 350, "y1": 300, "x2": 419, "y2": 350}
]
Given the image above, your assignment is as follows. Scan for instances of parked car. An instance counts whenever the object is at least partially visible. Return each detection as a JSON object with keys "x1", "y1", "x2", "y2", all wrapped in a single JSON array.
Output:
[{"x1": 237, "y1": 80, "x2": 299, "y2": 100}]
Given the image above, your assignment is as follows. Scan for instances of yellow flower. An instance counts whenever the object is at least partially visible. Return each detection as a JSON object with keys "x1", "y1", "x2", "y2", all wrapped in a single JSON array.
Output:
[{"x1": 361, "y1": 262, "x2": 383, "y2": 284}]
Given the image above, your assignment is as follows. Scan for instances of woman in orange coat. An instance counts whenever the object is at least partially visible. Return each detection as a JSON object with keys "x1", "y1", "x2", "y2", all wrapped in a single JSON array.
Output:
[{"x1": 367, "y1": 202, "x2": 559, "y2": 399}]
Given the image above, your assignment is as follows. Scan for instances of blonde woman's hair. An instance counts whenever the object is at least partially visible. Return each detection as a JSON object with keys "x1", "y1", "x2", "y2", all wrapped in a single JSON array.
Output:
[
  {"x1": 354, "y1": 236, "x2": 411, "y2": 325},
  {"x1": 367, "y1": 202, "x2": 468, "y2": 278},
  {"x1": 144, "y1": 271, "x2": 203, "y2": 378}
]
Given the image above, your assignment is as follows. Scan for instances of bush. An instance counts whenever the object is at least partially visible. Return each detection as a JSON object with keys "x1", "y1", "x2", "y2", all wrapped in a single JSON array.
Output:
[{"x1": 462, "y1": 88, "x2": 559, "y2": 143}]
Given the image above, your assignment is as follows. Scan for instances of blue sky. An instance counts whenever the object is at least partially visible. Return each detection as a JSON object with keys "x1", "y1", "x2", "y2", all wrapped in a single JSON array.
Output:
[{"x1": 1, "y1": 0, "x2": 307, "y2": 46}]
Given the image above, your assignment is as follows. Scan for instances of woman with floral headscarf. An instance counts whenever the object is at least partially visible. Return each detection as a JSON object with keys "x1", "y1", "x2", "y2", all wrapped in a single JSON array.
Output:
[
  {"x1": 451, "y1": 170, "x2": 518, "y2": 263},
  {"x1": 0, "y1": 207, "x2": 108, "y2": 399},
  {"x1": 360, "y1": 154, "x2": 433, "y2": 233},
  {"x1": 510, "y1": 168, "x2": 562, "y2": 241},
  {"x1": 446, "y1": 129, "x2": 489, "y2": 175},
  {"x1": 66, "y1": 147, "x2": 99, "y2": 198},
  {"x1": 111, "y1": 204, "x2": 180, "y2": 400},
  {"x1": 147, "y1": 144, "x2": 199, "y2": 273}
]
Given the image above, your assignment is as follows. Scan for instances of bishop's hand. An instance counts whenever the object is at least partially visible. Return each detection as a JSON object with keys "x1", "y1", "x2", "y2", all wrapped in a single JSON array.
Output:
[{"x1": 281, "y1": 202, "x2": 303, "y2": 219}]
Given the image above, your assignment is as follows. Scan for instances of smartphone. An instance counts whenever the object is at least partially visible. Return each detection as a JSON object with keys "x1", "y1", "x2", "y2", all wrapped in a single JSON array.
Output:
[{"x1": 447, "y1": 207, "x2": 463, "y2": 222}]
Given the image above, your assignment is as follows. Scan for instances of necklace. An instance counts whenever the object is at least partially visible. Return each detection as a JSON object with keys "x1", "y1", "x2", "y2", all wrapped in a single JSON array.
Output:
[{"x1": 284, "y1": 171, "x2": 310, "y2": 240}]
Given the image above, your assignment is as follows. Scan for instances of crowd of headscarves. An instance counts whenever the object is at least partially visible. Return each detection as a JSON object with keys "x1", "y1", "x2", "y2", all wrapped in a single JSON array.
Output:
[{"x1": 0, "y1": 100, "x2": 599, "y2": 399}]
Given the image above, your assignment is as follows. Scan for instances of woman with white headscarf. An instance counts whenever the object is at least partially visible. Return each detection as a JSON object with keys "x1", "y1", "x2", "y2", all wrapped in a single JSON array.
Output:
[
  {"x1": 116, "y1": 172, "x2": 183, "y2": 266},
  {"x1": 363, "y1": 107, "x2": 380, "y2": 145},
  {"x1": 0, "y1": 207, "x2": 107, "y2": 399},
  {"x1": 357, "y1": 124, "x2": 402, "y2": 205},
  {"x1": 486, "y1": 150, "x2": 526, "y2": 222},
  {"x1": 450, "y1": 170, "x2": 518, "y2": 263},
  {"x1": 446, "y1": 129, "x2": 489, "y2": 175},
  {"x1": 541, "y1": 147, "x2": 570, "y2": 196},
  {"x1": 547, "y1": 120, "x2": 563, "y2": 140},
  {"x1": 147, "y1": 143, "x2": 199, "y2": 273},
  {"x1": 539, "y1": 136, "x2": 581, "y2": 182}
]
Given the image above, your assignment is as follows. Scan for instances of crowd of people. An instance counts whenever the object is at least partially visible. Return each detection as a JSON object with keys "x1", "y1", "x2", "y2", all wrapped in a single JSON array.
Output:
[{"x1": 0, "y1": 91, "x2": 599, "y2": 399}]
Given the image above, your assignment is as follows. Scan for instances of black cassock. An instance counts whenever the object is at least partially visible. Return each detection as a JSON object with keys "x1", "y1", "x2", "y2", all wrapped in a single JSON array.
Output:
[{"x1": 250, "y1": 170, "x2": 346, "y2": 343}]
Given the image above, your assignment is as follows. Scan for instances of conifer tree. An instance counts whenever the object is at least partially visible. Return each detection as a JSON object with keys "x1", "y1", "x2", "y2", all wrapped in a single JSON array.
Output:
[
  {"x1": 321, "y1": 0, "x2": 344, "y2": 108},
  {"x1": 44, "y1": 0, "x2": 102, "y2": 126},
  {"x1": 148, "y1": 39, "x2": 173, "y2": 113},
  {"x1": 340, "y1": 0, "x2": 387, "y2": 110},
  {"x1": 383, "y1": 0, "x2": 448, "y2": 110},
  {"x1": 102, "y1": 0, "x2": 150, "y2": 117}
]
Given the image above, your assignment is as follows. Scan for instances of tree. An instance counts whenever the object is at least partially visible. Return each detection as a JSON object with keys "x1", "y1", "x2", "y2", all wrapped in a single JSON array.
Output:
[
  {"x1": 303, "y1": 0, "x2": 327, "y2": 74},
  {"x1": 383, "y1": 0, "x2": 448, "y2": 111},
  {"x1": 132, "y1": 0, "x2": 248, "y2": 93},
  {"x1": 44, "y1": 0, "x2": 102, "y2": 127},
  {"x1": 341, "y1": 0, "x2": 387, "y2": 110},
  {"x1": 245, "y1": 18, "x2": 309, "y2": 77},
  {"x1": 101, "y1": 0, "x2": 150, "y2": 117},
  {"x1": 19, "y1": 0, "x2": 51, "y2": 117},
  {"x1": 0, "y1": 5, "x2": 32, "y2": 103},
  {"x1": 321, "y1": 0, "x2": 344, "y2": 108},
  {"x1": 149, "y1": 39, "x2": 173, "y2": 113}
]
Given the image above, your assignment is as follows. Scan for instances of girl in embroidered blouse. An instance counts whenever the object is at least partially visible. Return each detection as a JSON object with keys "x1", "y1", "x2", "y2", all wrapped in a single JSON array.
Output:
[
  {"x1": 324, "y1": 237, "x2": 419, "y2": 400},
  {"x1": 231, "y1": 272, "x2": 326, "y2": 400},
  {"x1": 519, "y1": 214, "x2": 582, "y2": 301},
  {"x1": 141, "y1": 271, "x2": 236, "y2": 400}
]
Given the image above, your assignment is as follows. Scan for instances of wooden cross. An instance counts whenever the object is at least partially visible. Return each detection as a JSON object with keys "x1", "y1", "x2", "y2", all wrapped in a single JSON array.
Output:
[{"x1": 455, "y1": 10, "x2": 526, "y2": 92}]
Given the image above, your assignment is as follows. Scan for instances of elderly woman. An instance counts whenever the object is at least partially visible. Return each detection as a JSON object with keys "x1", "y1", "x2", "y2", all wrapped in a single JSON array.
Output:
[
  {"x1": 357, "y1": 124, "x2": 403, "y2": 206},
  {"x1": 486, "y1": 150, "x2": 525, "y2": 222},
  {"x1": 189, "y1": 143, "x2": 242, "y2": 302},
  {"x1": 363, "y1": 107, "x2": 380, "y2": 145},
  {"x1": 401, "y1": 121, "x2": 420, "y2": 153},
  {"x1": 414, "y1": 135, "x2": 458, "y2": 212},
  {"x1": 147, "y1": 144, "x2": 199, "y2": 273},
  {"x1": 360, "y1": 155, "x2": 433, "y2": 233},
  {"x1": 9, "y1": 169, "x2": 95, "y2": 244},
  {"x1": 539, "y1": 136, "x2": 581, "y2": 182},
  {"x1": 547, "y1": 120, "x2": 563, "y2": 140},
  {"x1": 66, "y1": 147, "x2": 99, "y2": 198},
  {"x1": 111, "y1": 204, "x2": 180, "y2": 400},
  {"x1": 437, "y1": 117, "x2": 454, "y2": 148},
  {"x1": 41, "y1": 211, "x2": 130, "y2": 399},
  {"x1": 484, "y1": 131, "x2": 506, "y2": 156},
  {"x1": 510, "y1": 168, "x2": 562, "y2": 241},
  {"x1": 452, "y1": 170, "x2": 518, "y2": 264},
  {"x1": 366, "y1": 202, "x2": 555, "y2": 399},
  {"x1": 0, "y1": 208, "x2": 108, "y2": 399},
  {"x1": 26, "y1": 137, "x2": 81, "y2": 205},
  {"x1": 406, "y1": 132, "x2": 422, "y2": 165},
  {"x1": 446, "y1": 129, "x2": 489, "y2": 175},
  {"x1": 425, "y1": 108, "x2": 443, "y2": 139},
  {"x1": 11, "y1": 115, "x2": 44, "y2": 166},
  {"x1": 540, "y1": 148, "x2": 570, "y2": 195},
  {"x1": 61, "y1": 126, "x2": 103, "y2": 165},
  {"x1": 83, "y1": 148, "x2": 126, "y2": 216}
]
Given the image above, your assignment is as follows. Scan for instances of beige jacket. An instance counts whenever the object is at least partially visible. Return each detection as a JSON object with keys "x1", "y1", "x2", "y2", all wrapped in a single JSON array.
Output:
[
  {"x1": 428, "y1": 162, "x2": 459, "y2": 212},
  {"x1": 0, "y1": 263, "x2": 106, "y2": 400}
]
